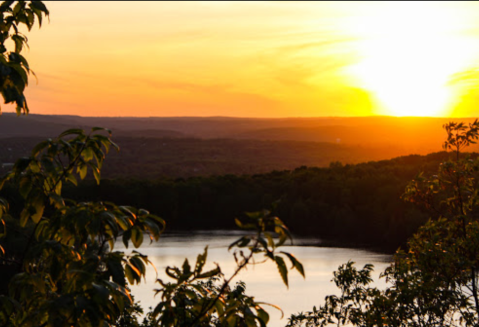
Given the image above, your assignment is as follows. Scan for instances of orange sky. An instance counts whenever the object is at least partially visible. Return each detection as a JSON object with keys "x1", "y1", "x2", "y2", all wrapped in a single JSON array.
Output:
[{"x1": 11, "y1": 1, "x2": 479, "y2": 117}]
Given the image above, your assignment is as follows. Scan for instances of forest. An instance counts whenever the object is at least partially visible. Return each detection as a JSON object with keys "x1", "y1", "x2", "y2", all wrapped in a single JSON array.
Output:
[
  {"x1": 1, "y1": 150, "x2": 447, "y2": 255},
  {"x1": 59, "y1": 152, "x2": 451, "y2": 252}
]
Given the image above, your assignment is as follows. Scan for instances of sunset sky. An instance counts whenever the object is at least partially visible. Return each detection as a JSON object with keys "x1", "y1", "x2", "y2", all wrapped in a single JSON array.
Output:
[{"x1": 13, "y1": 1, "x2": 479, "y2": 117}]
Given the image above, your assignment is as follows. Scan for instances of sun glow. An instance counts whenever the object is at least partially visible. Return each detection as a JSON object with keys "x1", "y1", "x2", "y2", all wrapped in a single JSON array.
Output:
[{"x1": 345, "y1": 2, "x2": 479, "y2": 117}]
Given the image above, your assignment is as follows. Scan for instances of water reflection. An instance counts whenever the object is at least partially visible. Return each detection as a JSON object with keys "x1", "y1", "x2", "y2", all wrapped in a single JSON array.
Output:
[{"x1": 116, "y1": 231, "x2": 392, "y2": 327}]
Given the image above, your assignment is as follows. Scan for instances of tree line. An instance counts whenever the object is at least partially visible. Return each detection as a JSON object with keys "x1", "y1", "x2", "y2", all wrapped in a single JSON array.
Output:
[{"x1": 46, "y1": 151, "x2": 457, "y2": 253}]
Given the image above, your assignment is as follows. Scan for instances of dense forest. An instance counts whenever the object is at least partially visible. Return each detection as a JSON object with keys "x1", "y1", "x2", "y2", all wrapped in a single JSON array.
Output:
[
  {"x1": 0, "y1": 135, "x2": 438, "y2": 178},
  {"x1": 1, "y1": 144, "x2": 460, "y2": 253},
  {"x1": 27, "y1": 151, "x2": 456, "y2": 253}
]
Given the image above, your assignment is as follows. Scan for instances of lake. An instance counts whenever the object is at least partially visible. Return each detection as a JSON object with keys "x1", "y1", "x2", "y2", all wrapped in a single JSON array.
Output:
[{"x1": 117, "y1": 230, "x2": 392, "y2": 327}]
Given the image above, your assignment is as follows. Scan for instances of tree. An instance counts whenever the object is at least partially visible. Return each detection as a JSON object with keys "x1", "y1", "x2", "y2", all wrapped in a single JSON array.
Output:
[
  {"x1": 0, "y1": 0, "x2": 47, "y2": 115},
  {"x1": 0, "y1": 2, "x2": 304, "y2": 326},
  {"x1": 287, "y1": 120, "x2": 479, "y2": 327}
]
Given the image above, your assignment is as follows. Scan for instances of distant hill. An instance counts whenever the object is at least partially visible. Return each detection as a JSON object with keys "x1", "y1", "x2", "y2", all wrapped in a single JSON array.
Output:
[
  {"x1": 1, "y1": 113, "x2": 478, "y2": 178},
  {"x1": 0, "y1": 113, "x2": 186, "y2": 139},
  {"x1": 0, "y1": 136, "x2": 460, "y2": 179},
  {"x1": 1, "y1": 113, "x2": 474, "y2": 145}
]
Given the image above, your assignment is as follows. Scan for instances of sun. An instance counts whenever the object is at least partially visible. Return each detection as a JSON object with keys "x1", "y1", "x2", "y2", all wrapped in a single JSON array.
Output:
[{"x1": 344, "y1": 2, "x2": 479, "y2": 117}]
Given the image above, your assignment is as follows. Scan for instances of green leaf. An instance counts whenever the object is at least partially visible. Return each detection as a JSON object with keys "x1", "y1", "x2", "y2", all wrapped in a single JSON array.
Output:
[
  {"x1": 228, "y1": 236, "x2": 251, "y2": 250},
  {"x1": 65, "y1": 172, "x2": 77, "y2": 186},
  {"x1": 129, "y1": 256, "x2": 146, "y2": 279},
  {"x1": 149, "y1": 215, "x2": 166, "y2": 231},
  {"x1": 194, "y1": 247, "x2": 208, "y2": 275},
  {"x1": 18, "y1": 177, "x2": 32, "y2": 198},
  {"x1": 77, "y1": 163, "x2": 87, "y2": 180},
  {"x1": 9, "y1": 62, "x2": 28, "y2": 84},
  {"x1": 82, "y1": 147, "x2": 94, "y2": 161},
  {"x1": 274, "y1": 256, "x2": 288, "y2": 288},
  {"x1": 19, "y1": 208, "x2": 29, "y2": 227},
  {"x1": 91, "y1": 165, "x2": 101, "y2": 185},
  {"x1": 92, "y1": 126, "x2": 111, "y2": 134},
  {"x1": 26, "y1": 10, "x2": 34, "y2": 30},
  {"x1": 197, "y1": 266, "x2": 221, "y2": 279},
  {"x1": 256, "y1": 307, "x2": 269, "y2": 327},
  {"x1": 124, "y1": 264, "x2": 135, "y2": 285},
  {"x1": 142, "y1": 218, "x2": 160, "y2": 240},
  {"x1": 280, "y1": 251, "x2": 305, "y2": 278},
  {"x1": 0, "y1": 1, "x2": 14, "y2": 12},
  {"x1": 122, "y1": 229, "x2": 131, "y2": 248},
  {"x1": 131, "y1": 227, "x2": 143, "y2": 248},
  {"x1": 120, "y1": 206, "x2": 137, "y2": 220},
  {"x1": 30, "y1": 192, "x2": 44, "y2": 223},
  {"x1": 0, "y1": 218, "x2": 5, "y2": 236},
  {"x1": 49, "y1": 193, "x2": 64, "y2": 208},
  {"x1": 30, "y1": 1, "x2": 49, "y2": 14},
  {"x1": 12, "y1": 1, "x2": 23, "y2": 16},
  {"x1": 116, "y1": 215, "x2": 131, "y2": 231},
  {"x1": 11, "y1": 34, "x2": 23, "y2": 53},
  {"x1": 182, "y1": 258, "x2": 191, "y2": 276},
  {"x1": 59, "y1": 128, "x2": 84, "y2": 138}
]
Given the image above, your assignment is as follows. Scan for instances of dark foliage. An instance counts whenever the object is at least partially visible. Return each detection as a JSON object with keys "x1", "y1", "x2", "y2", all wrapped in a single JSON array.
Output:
[{"x1": 48, "y1": 152, "x2": 463, "y2": 253}]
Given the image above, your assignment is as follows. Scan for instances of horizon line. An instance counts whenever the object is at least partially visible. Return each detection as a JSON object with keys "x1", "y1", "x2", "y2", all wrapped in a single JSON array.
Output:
[{"x1": 1, "y1": 112, "x2": 477, "y2": 120}]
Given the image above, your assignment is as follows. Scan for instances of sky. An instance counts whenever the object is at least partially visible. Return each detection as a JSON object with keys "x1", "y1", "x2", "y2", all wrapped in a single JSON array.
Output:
[{"x1": 12, "y1": 1, "x2": 479, "y2": 118}]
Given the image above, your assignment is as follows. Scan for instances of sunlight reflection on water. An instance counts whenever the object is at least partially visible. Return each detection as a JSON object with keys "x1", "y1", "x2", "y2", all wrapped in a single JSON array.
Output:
[{"x1": 116, "y1": 231, "x2": 392, "y2": 327}]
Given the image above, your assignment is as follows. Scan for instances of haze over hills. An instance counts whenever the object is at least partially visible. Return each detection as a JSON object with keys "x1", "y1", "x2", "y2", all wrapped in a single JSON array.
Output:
[{"x1": 1, "y1": 113, "x2": 477, "y2": 178}]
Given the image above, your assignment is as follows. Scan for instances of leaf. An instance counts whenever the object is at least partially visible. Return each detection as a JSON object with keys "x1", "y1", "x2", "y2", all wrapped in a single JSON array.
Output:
[
  {"x1": 120, "y1": 206, "x2": 137, "y2": 220},
  {"x1": 131, "y1": 227, "x2": 143, "y2": 248},
  {"x1": 194, "y1": 247, "x2": 208, "y2": 275},
  {"x1": 91, "y1": 165, "x2": 101, "y2": 185},
  {"x1": 12, "y1": 1, "x2": 23, "y2": 16},
  {"x1": 26, "y1": 10, "x2": 34, "y2": 30},
  {"x1": 49, "y1": 193, "x2": 65, "y2": 208},
  {"x1": 142, "y1": 218, "x2": 160, "y2": 240},
  {"x1": 280, "y1": 251, "x2": 305, "y2": 278},
  {"x1": 149, "y1": 215, "x2": 166, "y2": 231},
  {"x1": 122, "y1": 229, "x2": 131, "y2": 248},
  {"x1": 19, "y1": 208, "x2": 29, "y2": 227},
  {"x1": 92, "y1": 126, "x2": 111, "y2": 134},
  {"x1": 274, "y1": 256, "x2": 288, "y2": 288},
  {"x1": 0, "y1": 218, "x2": 5, "y2": 236},
  {"x1": 9, "y1": 62, "x2": 28, "y2": 84},
  {"x1": 228, "y1": 236, "x2": 251, "y2": 250},
  {"x1": 30, "y1": 1, "x2": 49, "y2": 14},
  {"x1": 256, "y1": 307, "x2": 270, "y2": 327},
  {"x1": 65, "y1": 172, "x2": 77, "y2": 186},
  {"x1": 31, "y1": 140, "x2": 49, "y2": 156},
  {"x1": 59, "y1": 128, "x2": 84, "y2": 138},
  {"x1": 82, "y1": 147, "x2": 94, "y2": 161},
  {"x1": 18, "y1": 177, "x2": 32, "y2": 198},
  {"x1": 129, "y1": 256, "x2": 146, "y2": 279},
  {"x1": 106, "y1": 260, "x2": 126, "y2": 286},
  {"x1": 197, "y1": 266, "x2": 221, "y2": 279},
  {"x1": 116, "y1": 215, "x2": 131, "y2": 231},
  {"x1": 92, "y1": 283, "x2": 110, "y2": 303},
  {"x1": 77, "y1": 163, "x2": 87, "y2": 180},
  {"x1": 30, "y1": 192, "x2": 44, "y2": 223},
  {"x1": 124, "y1": 264, "x2": 135, "y2": 285},
  {"x1": 182, "y1": 258, "x2": 191, "y2": 276},
  {"x1": 0, "y1": 1, "x2": 14, "y2": 12},
  {"x1": 11, "y1": 34, "x2": 23, "y2": 53}
]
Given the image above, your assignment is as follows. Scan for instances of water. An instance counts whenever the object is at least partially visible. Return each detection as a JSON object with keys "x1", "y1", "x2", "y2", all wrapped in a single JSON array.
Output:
[{"x1": 116, "y1": 230, "x2": 392, "y2": 327}]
